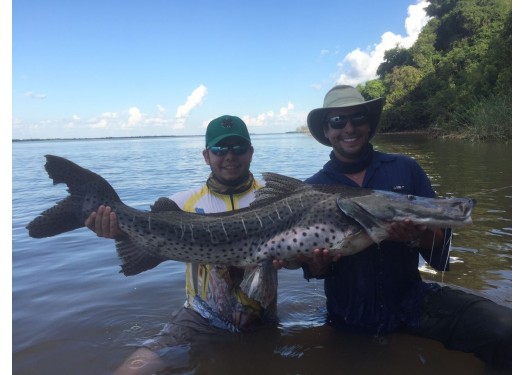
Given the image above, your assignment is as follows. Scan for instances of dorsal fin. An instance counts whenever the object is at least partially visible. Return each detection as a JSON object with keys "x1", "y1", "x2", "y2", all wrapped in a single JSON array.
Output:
[
  {"x1": 150, "y1": 197, "x2": 183, "y2": 212},
  {"x1": 252, "y1": 172, "x2": 310, "y2": 207}
]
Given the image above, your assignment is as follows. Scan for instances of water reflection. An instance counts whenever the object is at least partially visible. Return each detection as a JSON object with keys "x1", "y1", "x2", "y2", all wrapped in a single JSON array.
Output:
[{"x1": 371, "y1": 134, "x2": 512, "y2": 306}]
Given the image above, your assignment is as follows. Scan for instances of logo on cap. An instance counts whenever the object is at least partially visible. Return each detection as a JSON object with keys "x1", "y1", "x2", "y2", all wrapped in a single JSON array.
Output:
[{"x1": 221, "y1": 118, "x2": 234, "y2": 128}]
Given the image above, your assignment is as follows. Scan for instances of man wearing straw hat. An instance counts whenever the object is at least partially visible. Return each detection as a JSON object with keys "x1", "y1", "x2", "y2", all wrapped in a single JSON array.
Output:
[{"x1": 300, "y1": 85, "x2": 511, "y2": 369}]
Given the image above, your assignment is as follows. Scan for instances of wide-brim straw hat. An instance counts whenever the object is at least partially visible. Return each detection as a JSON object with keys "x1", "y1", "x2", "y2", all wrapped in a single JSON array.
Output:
[{"x1": 307, "y1": 85, "x2": 384, "y2": 146}]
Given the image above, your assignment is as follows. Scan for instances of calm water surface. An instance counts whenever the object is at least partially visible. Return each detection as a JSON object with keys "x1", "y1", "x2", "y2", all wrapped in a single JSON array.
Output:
[{"x1": 12, "y1": 133, "x2": 512, "y2": 374}]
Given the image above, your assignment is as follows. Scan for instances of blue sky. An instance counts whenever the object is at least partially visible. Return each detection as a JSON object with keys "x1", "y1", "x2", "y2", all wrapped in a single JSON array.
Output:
[{"x1": 11, "y1": 0, "x2": 434, "y2": 140}]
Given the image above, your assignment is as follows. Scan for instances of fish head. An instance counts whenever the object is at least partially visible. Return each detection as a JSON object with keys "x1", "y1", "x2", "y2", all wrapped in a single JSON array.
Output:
[{"x1": 336, "y1": 190, "x2": 476, "y2": 242}]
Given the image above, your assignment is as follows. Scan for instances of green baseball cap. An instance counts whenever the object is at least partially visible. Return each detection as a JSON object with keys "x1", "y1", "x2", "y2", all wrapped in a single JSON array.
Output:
[{"x1": 205, "y1": 115, "x2": 251, "y2": 147}]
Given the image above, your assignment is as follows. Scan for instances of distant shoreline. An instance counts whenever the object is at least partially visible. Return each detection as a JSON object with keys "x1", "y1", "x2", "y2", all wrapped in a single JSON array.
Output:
[
  {"x1": 12, "y1": 131, "x2": 304, "y2": 142},
  {"x1": 12, "y1": 130, "x2": 440, "y2": 143}
]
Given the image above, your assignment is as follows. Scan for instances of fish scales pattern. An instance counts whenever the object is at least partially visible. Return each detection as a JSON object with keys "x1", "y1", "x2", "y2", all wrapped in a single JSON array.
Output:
[{"x1": 27, "y1": 155, "x2": 475, "y2": 278}]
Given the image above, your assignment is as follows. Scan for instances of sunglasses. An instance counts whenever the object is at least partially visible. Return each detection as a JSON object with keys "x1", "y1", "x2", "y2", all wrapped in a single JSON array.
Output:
[
  {"x1": 327, "y1": 112, "x2": 369, "y2": 129},
  {"x1": 208, "y1": 144, "x2": 250, "y2": 156}
]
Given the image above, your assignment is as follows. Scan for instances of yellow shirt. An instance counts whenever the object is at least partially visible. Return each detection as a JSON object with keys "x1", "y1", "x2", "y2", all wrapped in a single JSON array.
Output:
[{"x1": 169, "y1": 179, "x2": 277, "y2": 331}]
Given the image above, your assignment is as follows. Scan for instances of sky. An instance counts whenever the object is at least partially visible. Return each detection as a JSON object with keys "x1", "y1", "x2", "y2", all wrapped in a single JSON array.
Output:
[{"x1": 10, "y1": 0, "x2": 435, "y2": 140}]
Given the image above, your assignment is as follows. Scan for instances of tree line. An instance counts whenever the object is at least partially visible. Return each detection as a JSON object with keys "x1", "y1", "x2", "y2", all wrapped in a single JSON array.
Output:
[
  {"x1": 358, "y1": 0, "x2": 511, "y2": 141},
  {"x1": 298, "y1": 0, "x2": 511, "y2": 142}
]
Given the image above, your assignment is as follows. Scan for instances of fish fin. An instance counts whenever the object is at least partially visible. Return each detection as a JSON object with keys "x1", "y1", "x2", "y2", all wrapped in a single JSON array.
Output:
[
  {"x1": 336, "y1": 197, "x2": 389, "y2": 243},
  {"x1": 27, "y1": 155, "x2": 122, "y2": 238},
  {"x1": 26, "y1": 196, "x2": 85, "y2": 238},
  {"x1": 150, "y1": 197, "x2": 183, "y2": 212},
  {"x1": 253, "y1": 172, "x2": 310, "y2": 206},
  {"x1": 239, "y1": 260, "x2": 277, "y2": 309},
  {"x1": 116, "y1": 239, "x2": 166, "y2": 276}
]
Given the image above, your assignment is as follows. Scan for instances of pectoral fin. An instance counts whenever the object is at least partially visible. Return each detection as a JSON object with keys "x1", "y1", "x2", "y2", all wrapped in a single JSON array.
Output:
[
  {"x1": 239, "y1": 260, "x2": 277, "y2": 309},
  {"x1": 116, "y1": 239, "x2": 166, "y2": 276},
  {"x1": 336, "y1": 197, "x2": 389, "y2": 243}
]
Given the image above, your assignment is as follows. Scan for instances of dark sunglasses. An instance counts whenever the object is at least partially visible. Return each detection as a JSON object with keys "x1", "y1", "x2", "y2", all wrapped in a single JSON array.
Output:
[
  {"x1": 327, "y1": 112, "x2": 369, "y2": 129},
  {"x1": 208, "y1": 144, "x2": 250, "y2": 157}
]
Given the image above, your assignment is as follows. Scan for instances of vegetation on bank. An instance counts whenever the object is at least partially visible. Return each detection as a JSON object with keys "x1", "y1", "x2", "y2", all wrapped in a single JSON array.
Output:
[{"x1": 299, "y1": 0, "x2": 512, "y2": 142}]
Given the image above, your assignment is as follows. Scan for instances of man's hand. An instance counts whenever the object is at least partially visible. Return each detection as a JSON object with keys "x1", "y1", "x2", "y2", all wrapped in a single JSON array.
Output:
[
  {"x1": 85, "y1": 205, "x2": 126, "y2": 239},
  {"x1": 296, "y1": 248, "x2": 342, "y2": 277},
  {"x1": 385, "y1": 218, "x2": 444, "y2": 250},
  {"x1": 385, "y1": 218, "x2": 427, "y2": 243},
  {"x1": 272, "y1": 259, "x2": 301, "y2": 270},
  {"x1": 272, "y1": 248, "x2": 341, "y2": 272}
]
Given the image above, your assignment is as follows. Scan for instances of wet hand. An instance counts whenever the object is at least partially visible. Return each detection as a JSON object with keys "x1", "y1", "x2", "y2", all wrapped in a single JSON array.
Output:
[
  {"x1": 272, "y1": 259, "x2": 301, "y2": 270},
  {"x1": 84, "y1": 205, "x2": 125, "y2": 239},
  {"x1": 300, "y1": 248, "x2": 341, "y2": 276},
  {"x1": 385, "y1": 219, "x2": 427, "y2": 244}
]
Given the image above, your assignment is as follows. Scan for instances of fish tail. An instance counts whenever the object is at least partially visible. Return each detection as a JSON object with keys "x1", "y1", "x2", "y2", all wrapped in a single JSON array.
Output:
[{"x1": 26, "y1": 155, "x2": 122, "y2": 238}]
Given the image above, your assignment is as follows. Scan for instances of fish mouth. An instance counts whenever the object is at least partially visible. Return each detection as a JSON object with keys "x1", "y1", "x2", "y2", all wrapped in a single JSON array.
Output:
[{"x1": 458, "y1": 198, "x2": 476, "y2": 217}]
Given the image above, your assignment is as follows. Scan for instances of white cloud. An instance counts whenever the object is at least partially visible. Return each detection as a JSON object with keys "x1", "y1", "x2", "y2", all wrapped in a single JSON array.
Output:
[
  {"x1": 174, "y1": 84, "x2": 208, "y2": 129},
  {"x1": 336, "y1": 0, "x2": 430, "y2": 86},
  {"x1": 405, "y1": 1, "x2": 431, "y2": 44},
  {"x1": 65, "y1": 115, "x2": 81, "y2": 129},
  {"x1": 243, "y1": 111, "x2": 274, "y2": 127},
  {"x1": 243, "y1": 102, "x2": 296, "y2": 128},
  {"x1": 88, "y1": 112, "x2": 117, "y2": 129},
  {"x1": 279, "y1": 102, "x2": 294, "y2": 116},
  {"x1": 175, "y1": 85, "x2": 208, "y2": 119},
  {"x1": 88, "y1": 118, "x2": 108, "y2": 129},
  {"x1": 127, "y1": 106, "x2": 142, "y2": 127}
]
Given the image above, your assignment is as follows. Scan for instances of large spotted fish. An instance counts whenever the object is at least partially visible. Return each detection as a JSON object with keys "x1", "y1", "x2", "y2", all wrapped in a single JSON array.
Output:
[{"x1": 27, "y1": 155, "x2": 475, "y2": 306}]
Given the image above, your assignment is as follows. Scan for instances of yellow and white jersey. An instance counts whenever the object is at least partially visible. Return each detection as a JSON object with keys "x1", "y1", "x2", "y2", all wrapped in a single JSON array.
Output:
[
  {"x1": 169, "y1": 179, "x2": 277, "y2": 331},
  {"x1": 170, "y1": 181, "x2": 261, "y2": 213}
]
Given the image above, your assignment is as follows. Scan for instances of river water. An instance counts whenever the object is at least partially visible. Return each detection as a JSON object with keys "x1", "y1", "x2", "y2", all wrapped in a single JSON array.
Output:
[{"x1": 12, "y1": 133, "x2": 512, "y2": 374}]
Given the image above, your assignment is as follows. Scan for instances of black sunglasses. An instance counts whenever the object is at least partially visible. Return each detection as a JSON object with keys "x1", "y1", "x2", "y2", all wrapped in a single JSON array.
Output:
[
  {"x1": 327, "y1": 112, "x2": 369, "y2": 129},
  {"x1": 208, "y1": 144, "x2": 250, "y2": 157}
]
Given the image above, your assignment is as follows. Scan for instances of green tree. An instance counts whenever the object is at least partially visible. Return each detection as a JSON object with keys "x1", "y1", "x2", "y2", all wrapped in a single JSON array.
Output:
[
  {"x1": 357, "y1": 79, "x2": 386, "y2": 100},
  {"x1": 381, "y1": 66, "x2": 426, "y2": 131},
  {"x1": 372, "y1": 0, "x2": 512, "y2": 140},
  {"x1": 377, "y1": 45, "x2": 413, "y2": 79}
]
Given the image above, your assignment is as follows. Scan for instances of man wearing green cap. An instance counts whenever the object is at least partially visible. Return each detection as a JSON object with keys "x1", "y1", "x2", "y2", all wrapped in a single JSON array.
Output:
[
  {"x1": 85, "y1": 115, "x2": 282, "y2": 373},
  {"x1": 300, "y1": 85, "x2": 511, "y2": 369}
]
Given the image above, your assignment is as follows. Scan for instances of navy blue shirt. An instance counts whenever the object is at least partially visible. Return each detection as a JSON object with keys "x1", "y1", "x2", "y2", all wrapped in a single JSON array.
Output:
[{"x1": 304, "y1": 149, "x2": 452, "y2": 334}]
